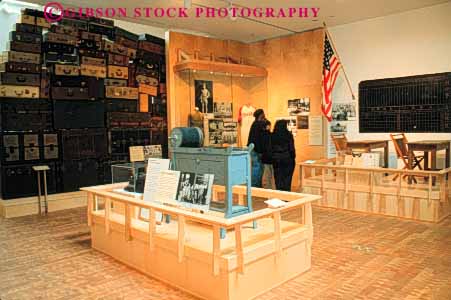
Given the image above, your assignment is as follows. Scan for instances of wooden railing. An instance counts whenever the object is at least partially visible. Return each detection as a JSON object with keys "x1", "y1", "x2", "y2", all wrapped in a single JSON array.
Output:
[
  {"x1": 299, "y1": 160, "x2": 451, "y2": 204},
  {"x1": 82, "y1": 183, "x2": 320, "y2": 276}
]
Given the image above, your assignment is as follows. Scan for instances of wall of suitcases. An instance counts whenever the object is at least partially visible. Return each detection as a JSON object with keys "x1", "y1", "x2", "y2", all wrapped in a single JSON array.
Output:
[{"x1": 0, "y1": 9, "x2": 168, "y2": 199}]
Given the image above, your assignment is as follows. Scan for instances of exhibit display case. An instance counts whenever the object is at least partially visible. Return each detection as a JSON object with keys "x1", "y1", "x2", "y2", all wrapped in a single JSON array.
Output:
[
  {"x1": 82, "y1": 183, "x2": 320, "y2": 300},
  {"x1": 172, "y1": 48, "x2": 268, "y2": 147}
]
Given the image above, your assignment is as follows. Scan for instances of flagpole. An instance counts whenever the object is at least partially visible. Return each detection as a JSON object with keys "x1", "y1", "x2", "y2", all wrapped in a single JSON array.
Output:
[{"x1": 323, "y1": 22, "x2": 356, "y2": 100}]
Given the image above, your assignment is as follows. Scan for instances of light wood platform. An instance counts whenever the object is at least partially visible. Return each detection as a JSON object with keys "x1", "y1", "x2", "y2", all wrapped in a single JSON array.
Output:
[{"x1": 83, "y1": 184, "x2": 320, "y2": 300}]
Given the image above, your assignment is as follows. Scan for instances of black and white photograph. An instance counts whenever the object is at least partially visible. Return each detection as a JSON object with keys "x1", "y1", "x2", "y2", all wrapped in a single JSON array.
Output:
[
  {"x1": 222, "y1": 131, "x2": 238, "y2": 145},
  {"x1": 209, "y1": 132, "x2": 223, "y2": 145},
  {"x1": 330, "y1": 121, "x2": 347, "y2": 133},
  {"x1": 176, "y1": 172, "x2": 214, "y2": 210},
  {"x1": 208, "y1": 119, "x2": 224, "y2": 131},
  {"x1": 144, "y1": 145, "x2": 162, "y2": 159},
  {"x1": 297, "y1": 115, "x2": 309, "y2": 129},
  {"x1": 288, "y1": 97, "x2": 310, "y2": 116},
  {"x1": 332, "y1": 103, "x2": 357, "y2": 121},
  {"x1": 195, "y1": 80, "x2": 213, "y2": 114},
  {"x1": 213, "y1": 101, "x2": 233, "y2": 118}
]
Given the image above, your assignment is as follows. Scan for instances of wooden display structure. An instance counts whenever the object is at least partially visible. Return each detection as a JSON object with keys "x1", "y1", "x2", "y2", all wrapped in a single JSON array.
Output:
[
  {"x1": 299, "y1": 158, "x2": 451, "y2": 222},
  {"x1": 82, "y1": 183, "x2": 320, "y2": 300}
]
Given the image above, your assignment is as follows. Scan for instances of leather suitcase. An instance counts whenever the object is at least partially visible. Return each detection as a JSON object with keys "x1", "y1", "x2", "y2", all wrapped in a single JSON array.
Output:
[
  {"x1": 19, "y1": 14, "x2": 36, "y2": 26},
  {"x1": 0, "y1": 72, "x2": 40, "y2": 86},
  {"x1": 136, "y1": 63, "x2": 159, "y2": 78},
  {"x1": 44, "y1": 32, "x2": 78, "y2": 46},
  {"x1": 60, "y1": 18, "x2": 88, "y2": 31},
  {"x1": 103, "y1": 40, "x2": 129, "y2": 56},
  {"x1": 8, "y1": 41, "x2": 41, "y2": 54},
  {"x1": 105, "y1": 86, "x2": 138, "y2": 99},
  {"x1": 43, "y1": 133, "x2": 59, "y2": 160},
  {"x1": 139, "y1": 94, "x2": 149, "y2": 112},
  {"x1": 60, "y1": 128, "x2": 107, "y2": 160},
  {"x1": 43, "y1": 42, "x2": 76, "y2": 54},
  {"x1": 106, "y1": 112, "x2": 153, "y2": 128},
  {"x1": 81, "y1": 56, "x2": 106, "y2": 66},
  {"x1": 14, "y1": 23, "x2": 42, "y2": 34},
  {"x1": 0, "y1": 62, "x2": 41, "y2": 74},
  {"x1": 136, "y1": 75, "x2": 158, "y2": 86},
  {"x1": 50, "y1": 25, "x2": 78, "y2": 37},
  {"x1": 1, "y1": 162, "x2": 58, "y2": 199},
  {"x1": 138, "y1": 41, "x2": 164, "y2": 55},
  {"x1": 40, "y1": 69, "x2": 50, "y2": 99},
  {"x1": 116, "y1": 36, "x2": 138, "y2": 50},
  {"x1": 105, "y1": 99, "x2": 138, "y2": 112},
  {"x1": 43, "y1": 52, "x2": 79, "y2": 65},
  {"x1": 2, "y1": 51, "x2": 40, "y2": 64},
  {"x1": 10, "y1": 31, "x2": 42, "y2": 44},
  {"x1": 88, "y1": 23, "x2": 114, "y2": 40},
  {"x1": 138, "y1": 84, "x2": 158, "y2": 96},
  {"x1": 36, "y1": 17, "x2": 51, "y2": 28},
  {"x1": 53, "y1": 100, "x2": 105, "y2": 129},
  {"x1": 107, "y1": 65, "x2": 128, "y2": 79},
  {"x1": 105, "y1": 78, "x2": 127, "y2": 87},
  {"x1": 80, "y1": 31, "x2": 102, "y2": 42},
  {"x1": 0, "y1": 85, "x2": 39, "y2": 98},
  {"x1": 51, "y1": 76, "x2": 88, "y2": 87},
  {"x1": 115, "y1": 27, "x2": 139, "y2": 41},
  {"x1": 51, "y1": 87, "x2": 90, "y2": 100},
  {"x1": 80, "y1": 64, "x2": 106, "y2": 78},
  {"x1": 60, "y1": 159, "x2": 102, "y2": 192},
  {"x1": 52, "y1": 64, "x2": 80, "y2": 76},
  {"x1": 79, "y1": 39, "x2": 102, "y2": 50},
  {"x1": 79, "y1": 48, "x2": 106, "y2": 59},
  {"x1": 107, "y1": 54, "x2": 129, "y2": 66},
  {"x1": 128, "y1": 48, "x2": 137, "y2": 59},
  {"x1": 89, "y1": 17, "x2": 114, "y2": 27}
]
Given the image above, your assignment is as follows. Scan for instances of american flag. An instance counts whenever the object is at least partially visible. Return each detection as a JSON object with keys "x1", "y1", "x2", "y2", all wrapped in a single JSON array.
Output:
[{"x1": 322, "y1": 33, "x2": 341, "y2": 122}]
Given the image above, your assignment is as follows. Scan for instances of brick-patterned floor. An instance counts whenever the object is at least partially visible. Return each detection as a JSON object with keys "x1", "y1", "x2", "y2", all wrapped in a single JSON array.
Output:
[{"x1": 1, "y1": 205, "x2": 451, "y2": 300}]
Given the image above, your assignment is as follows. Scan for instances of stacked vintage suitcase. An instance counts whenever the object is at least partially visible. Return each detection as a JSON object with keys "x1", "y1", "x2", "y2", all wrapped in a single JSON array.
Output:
[{"x1": 0, "y1": 9, "x2": 168, "y2": 199}]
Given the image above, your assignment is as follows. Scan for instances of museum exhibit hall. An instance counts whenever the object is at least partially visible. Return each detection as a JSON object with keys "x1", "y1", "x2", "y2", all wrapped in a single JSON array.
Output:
[{"x1": 0, "y1": 0, "x2": 451, "y2": 299}]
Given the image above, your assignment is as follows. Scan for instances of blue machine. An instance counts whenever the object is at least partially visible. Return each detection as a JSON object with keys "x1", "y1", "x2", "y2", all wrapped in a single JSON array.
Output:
[{"x1": 169, "y1": 127, "x2": 255, "y2": 237}]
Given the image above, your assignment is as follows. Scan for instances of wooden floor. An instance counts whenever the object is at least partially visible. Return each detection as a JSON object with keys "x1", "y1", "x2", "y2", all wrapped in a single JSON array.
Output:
[{"x1": 1, "y1": 200, "x2": 451, "y2": 300}]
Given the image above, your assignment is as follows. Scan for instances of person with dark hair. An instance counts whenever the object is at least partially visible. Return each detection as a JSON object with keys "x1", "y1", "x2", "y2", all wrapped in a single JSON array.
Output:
[
  {"x1": 247, "y1": 109, "x2": 266, "y2": 187},
  {"x1": 272, "y1": 119, "x2": 296, "y2": 191},
  {"x1": 261, "y1": 120, "x2": 275, "y2": 189}
]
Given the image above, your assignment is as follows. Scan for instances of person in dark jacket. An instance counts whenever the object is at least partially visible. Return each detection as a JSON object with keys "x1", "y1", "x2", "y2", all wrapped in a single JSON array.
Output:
[
  {"x1": 247, "y1": 109, "x2": 266, "y2": 187},
  {"x1": 271, "y1": 119, "x2": 296, "y2": 191},
  {"x1": 261, "y1": 120, "x2": 275, "y2": 189}
]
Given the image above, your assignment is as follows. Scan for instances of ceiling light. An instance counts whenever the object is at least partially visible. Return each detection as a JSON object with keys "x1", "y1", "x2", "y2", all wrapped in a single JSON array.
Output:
[{"x1": 184, "y1": 0, "x2": 192, "y2": 9}]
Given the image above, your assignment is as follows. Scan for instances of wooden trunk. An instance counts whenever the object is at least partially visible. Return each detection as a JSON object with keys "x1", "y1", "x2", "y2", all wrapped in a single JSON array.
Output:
[
  {"x1": 107, "y1": 65, "x2": 129, "y2": 79},
  {"x1": 80, "y1": 64, "x2": 107, "y2": 78},
  {"x1": 105, "y1": 86, "x2": 139, "y2": 99},
  {"x1": 0, "y1": 85, "x2": 39, "y2": 98}
]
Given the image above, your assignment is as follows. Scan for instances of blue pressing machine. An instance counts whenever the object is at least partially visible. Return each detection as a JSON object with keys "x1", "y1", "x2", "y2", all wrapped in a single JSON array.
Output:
[{"x1": 169, "y1": 127, "x2": 255, "y2": 237}]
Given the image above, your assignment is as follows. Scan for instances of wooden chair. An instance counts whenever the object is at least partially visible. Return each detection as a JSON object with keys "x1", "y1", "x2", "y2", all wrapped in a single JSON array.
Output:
[
  {"x1": 331, "y1": 134, "x2": 351, "y2": 154},
  {"x1": 390, "y1": 133, "x2": 424, "y2": 183}
]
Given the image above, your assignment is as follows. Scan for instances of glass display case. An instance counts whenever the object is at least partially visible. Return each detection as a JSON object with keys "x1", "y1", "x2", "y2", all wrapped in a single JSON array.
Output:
[
  {"x1": 111, "y1": 162, "x2": 147, "y2": 194},
  {"x1": 173, "y1": 51, "x2": 268, "y2": 147}
]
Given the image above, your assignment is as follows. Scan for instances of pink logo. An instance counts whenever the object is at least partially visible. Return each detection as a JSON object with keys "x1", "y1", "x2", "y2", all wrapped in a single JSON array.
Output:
[{"x1": 44, "y1": 2, "x2": 63, "y2": 23}]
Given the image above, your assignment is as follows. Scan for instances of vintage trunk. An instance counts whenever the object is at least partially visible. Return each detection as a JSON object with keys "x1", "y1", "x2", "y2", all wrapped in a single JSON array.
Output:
[
  {"x1": 10, "y1": 31, "x2": 42, "y2": 44},
  {"x1": 106, "y1": 112, "x2": 153, "y2": 128},
  {"x1": 51, "y1": 75, "x2": 88, "y2": 87},
  {"x1": 19, "y1": 14, "x2": 36, "y2": 26},
  {"x1": 103, "y1": 40, "x2": 130, "y2": 56},
  {"x1": 1, "y1": 99, "x2": 53, "y2": 131},
  {"x1": 104, "y1": 78, "x2": 128, "y2": 87},
  {"x1": 80, "y1": 64, "x2": 107, "y2": 78},
  {"x1": 53, "y1": 100, "x2": 105, "y2": 129},
  {"x1": 88, "y1": 24, "x2": 114, "y2": 40},
  {"x1": 107, "y1": 54, "x2": 129, "y2": 67},
  {"x1": 79, "y1": 39, "x2": 102, "y2": 50},
  {"x1": 138, "y1": 84, "x2": 158, "y2": 96},
  {"x1": 107, "y1": 65, "x2": 129, "y2": 79},
  {"x1": 136, "y1": 75, "x2": 159, "y2": 86},
  {"x1": 105, "y1": 86, "x2": 139, "y2": 99},
  {"x1": 115, "y1": 36, "x2": 138, "y2": 50},
  {"x1": 42, "y1": 42, "x2": 76, "y2": 54},
  {"x1": 49, "y1": 25, "x2": 78, "y2": 37},
  {"x1": 79, "y1": 49, "x2": 106, "y2": 59},
  {"x1": 51, "y1": 64, "x2": 80, "y2": 76},
  {"x1": 104, "y1": 99, "x2": 138, "y2": 112},
  {"x1": 51, "y1": 87, "x2": 90, "y2": 100},
  {"x1": 80, "y1": 31, "x2": 102, "y2": 42},
  {"x1": 0, "y1": 62, "x2": 41, "y2": 74},
  {"x1": 81, "y1": 56, "x2": 106, "y2": 66},
  {"x1": 60, "y1": 128, "x2": 107, "y2": 160},
  {"x1": 8, "y1": 41, "x2": 41, "y2": 54},
  {"x1": 43, "y1": 32, "x2": 78, "y2": 46},
  {"x1": 14, "y1": 23, "x2": 42, "y2": 34},
  {"x1": 0, "y1": 85, "x2": 39, "y2": 98},
  {"x1": 43, "y1": 52, "x2": 79, "y2": 65},
  {"x1": 2, "y1": 51, "x2": 41, "y2": 64},
  {"x1": 60, "y1": 18, "x2": 88, "y2": 31},
  {"x1": 0, "y1": 72, "x2": 40, "y2": 86}
]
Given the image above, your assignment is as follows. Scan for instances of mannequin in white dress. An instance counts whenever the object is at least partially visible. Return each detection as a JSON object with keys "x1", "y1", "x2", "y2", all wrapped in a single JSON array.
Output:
[{"x1": 238, "y1": 103, "x2": 255, "y2": 147}]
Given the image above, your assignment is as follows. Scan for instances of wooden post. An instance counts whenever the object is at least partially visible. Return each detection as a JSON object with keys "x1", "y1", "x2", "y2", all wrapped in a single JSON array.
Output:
[
  {"x1": 304, "y1": 203, "x2": 313, "y2": 257},
  {"x1": 105, "y1": 198, "x2": 111, "y2": 235},
  {"x1": 124, "y1": 203, "x2": 132, "y2": 241},
  {"x1": 440, "y1": 175, "x2": 446, "y2": 203},
  {"x1": 300, "y1": 165, "x2": 304, "y2": 192},
  {"x1": 178, "y1": 215, "x2": 185, "y2": 263},
  {"x1": 428, "y1": 174, "x2": 432, "y2": 204},
  {"x1": 344, "y1": 168, "x2": 349, "y2": 200},
  {"x1": 148, "y1": 209, "x2": 156, "y2": 250},
  {"x1": 87, "y1": 192, "x2": 93, "y2": 226},
  {"x1": 273, "y1": 211, "x2": 282, "y2": 258},
  {"x1": 212, "y1": 225, "x2": 221, "y2": 276},
  {"x1": 234, "y1": 224, "x2": 244, "y2": 274}
]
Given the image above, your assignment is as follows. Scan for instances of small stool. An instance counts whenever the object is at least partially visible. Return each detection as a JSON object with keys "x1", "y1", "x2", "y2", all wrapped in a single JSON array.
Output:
[{"x1": 32, "y1": 165, "x2": 50, "y2": 215}]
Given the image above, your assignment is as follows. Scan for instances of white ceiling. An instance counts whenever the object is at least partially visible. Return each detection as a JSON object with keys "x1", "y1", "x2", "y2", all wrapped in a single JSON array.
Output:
[{"x1": 27, "y1": 0, "x2": 450, "y2": 42}]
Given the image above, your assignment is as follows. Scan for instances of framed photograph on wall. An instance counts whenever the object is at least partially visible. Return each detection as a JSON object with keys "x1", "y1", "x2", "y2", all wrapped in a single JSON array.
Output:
[
  {"x1": 332, "y1": 103, "x2": 356, "y2": 121},
  {"x1": 195, "y1": 80, "x2": 213, "y2": 114},
  {"x1": 214, "y1": 101, "x2": 233, "y2": 118},
  {"x1": 288, "y1": 97, "x2": 310, "y2": 116}
]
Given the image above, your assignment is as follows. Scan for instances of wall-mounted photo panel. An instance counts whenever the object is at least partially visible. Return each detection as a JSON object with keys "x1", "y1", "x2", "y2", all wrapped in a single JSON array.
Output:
[
  {"x1": 288, "y1": 97, "x2": 310, "y2": 116},
  {"x1": 332, "y1": 103, "x2": 356, "y2": 121}
]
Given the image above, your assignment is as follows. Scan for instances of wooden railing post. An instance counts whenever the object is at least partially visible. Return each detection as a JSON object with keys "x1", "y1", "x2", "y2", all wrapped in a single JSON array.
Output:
[
  {"x1": 105, "y1": 197, "x2": 111, "y2": 235},
  {"x1": 273, "y1": 211, "x2": 282, "y2": 258},
  {"x1": 212, "y1": 225, "x2": 221, "y2": 276},
  {"x1": 148, "y1": 209, "x2": 156, "y2": 251},
  {"x1": 234, "y1": 225, "x2": 244, "y2": 274},
  {"x1": 178, "y1": 215, "x2": 186, "y2": 263},
  {"x1": 87, "y1": 192, "x2": 93, "y2": 226},
  {"x1": 124, "y1": 203, "x2": 132, "y2": 241},
  {"x1": 440, "y1": 174, "x2": 446, "y2": 203}
]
